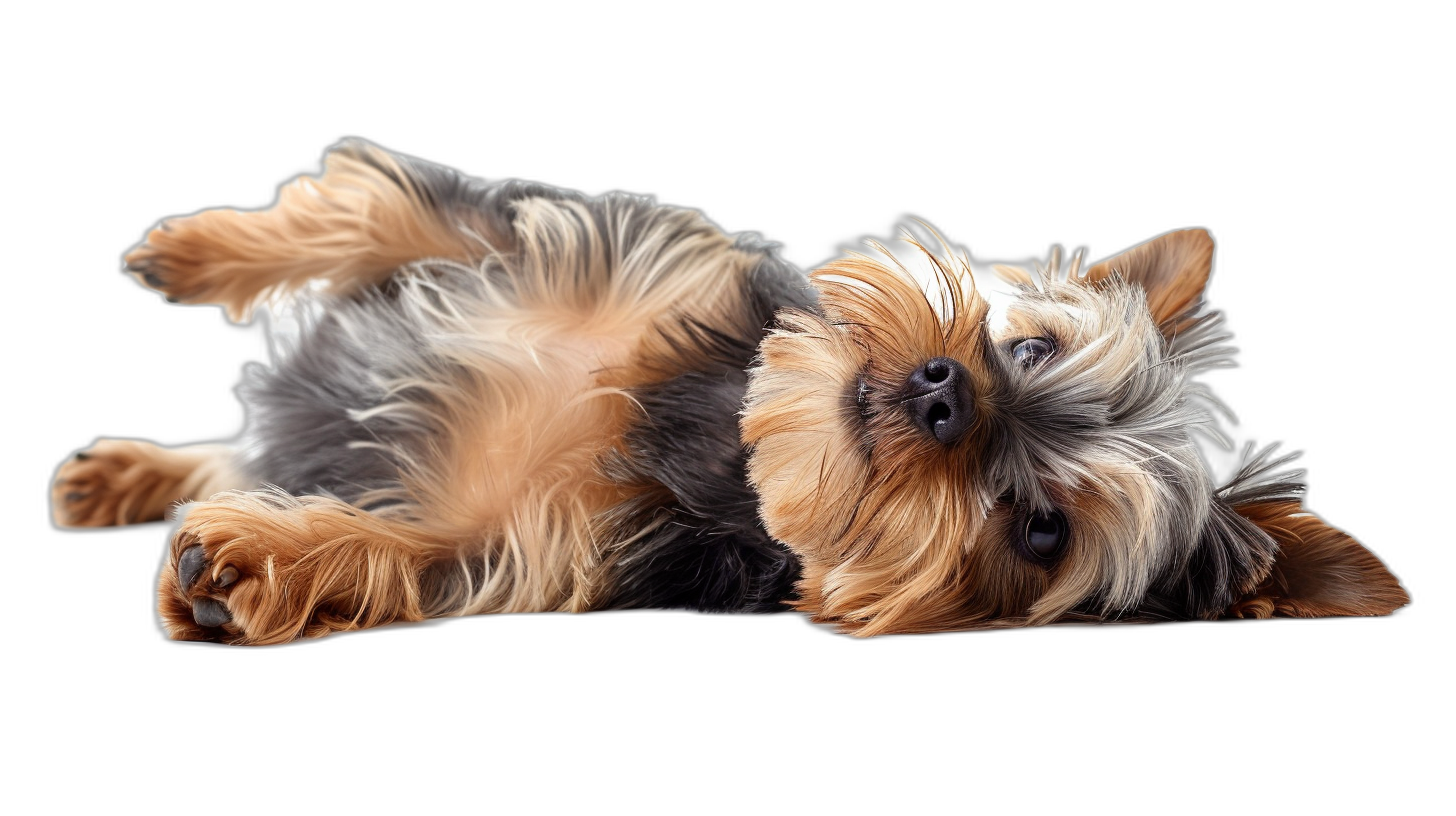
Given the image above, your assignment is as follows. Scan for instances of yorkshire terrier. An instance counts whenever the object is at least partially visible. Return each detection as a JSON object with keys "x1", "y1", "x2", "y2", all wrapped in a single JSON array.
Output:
[{"x1": 52, "y1": 140, "x2": 1409, "y2": 643}]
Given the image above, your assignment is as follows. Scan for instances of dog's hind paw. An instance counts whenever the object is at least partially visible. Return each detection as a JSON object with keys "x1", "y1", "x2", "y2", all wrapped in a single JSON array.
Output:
[
  {"x1": 159, "y1": 525, "x2": 247, "y2": 642},
  {"x1": 157, "y1": 491, "x2": 431, "y2": 645},
  {"x1": 124, "y1": 211, "x2": 247, "y2": 309}
]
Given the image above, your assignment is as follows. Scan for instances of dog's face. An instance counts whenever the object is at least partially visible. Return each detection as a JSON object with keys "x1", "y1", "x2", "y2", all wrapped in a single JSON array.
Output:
[{"x1": 742, "y1": 229, "x2": 1407, "y2": 634}]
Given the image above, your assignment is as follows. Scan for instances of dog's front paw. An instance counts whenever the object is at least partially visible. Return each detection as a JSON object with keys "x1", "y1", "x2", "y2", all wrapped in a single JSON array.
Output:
[{"x1": 53, "y1": 440, "x2": 174, "y2": 527}]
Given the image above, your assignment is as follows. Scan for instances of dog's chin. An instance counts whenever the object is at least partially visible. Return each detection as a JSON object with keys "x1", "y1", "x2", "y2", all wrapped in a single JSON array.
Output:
[{"x1": 742, "y1": 308, "x2": 874, "y2": 559}]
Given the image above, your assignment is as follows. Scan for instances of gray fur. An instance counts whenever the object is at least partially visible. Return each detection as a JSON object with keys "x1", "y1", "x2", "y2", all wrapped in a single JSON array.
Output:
[
  {"x1": 236, "y1": 291, "x2": 441, "y2": 506},
  {"x1": 976, "y1": 277, "x2": 1243, "y2": 611}
]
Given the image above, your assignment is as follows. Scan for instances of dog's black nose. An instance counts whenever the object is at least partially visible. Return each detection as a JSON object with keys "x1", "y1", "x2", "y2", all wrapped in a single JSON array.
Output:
[{"x1": 904, "y1": 357, "x2": 974, "y2": 446}]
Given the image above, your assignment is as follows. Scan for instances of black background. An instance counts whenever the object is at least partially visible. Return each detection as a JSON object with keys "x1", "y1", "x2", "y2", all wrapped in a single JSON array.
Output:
[{"x1": 31, "y1": 81, "x2": 1432, "y2": 725}]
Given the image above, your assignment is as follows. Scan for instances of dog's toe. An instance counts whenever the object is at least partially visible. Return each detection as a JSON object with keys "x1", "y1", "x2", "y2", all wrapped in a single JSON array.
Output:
[
  {"x1": 52, "y1": 440, "x2": 186, "y2": 527},
  {"x1": 178, "y1": 545, "x2": 208, "y2": 592},
  {"x1": 124, "y1": 249, "x2": 166, "y2": 286},
  {"x1": 176, "y1": 544, "x2": 235, "y2": 629},
  {"x1": 191, "y1": 597, "x2": 232, "y2": 628},
  {"x1": 52, "y1": 449, "x2": 111, "y2": 526}
]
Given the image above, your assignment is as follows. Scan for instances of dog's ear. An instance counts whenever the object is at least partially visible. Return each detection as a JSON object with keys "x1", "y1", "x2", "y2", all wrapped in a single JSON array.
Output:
[
  {"x1": 1158, "y1": 449, "x2": 1409, "y2": 621},
  {"x1": 1083, "y1": 229, "x2": 1214, "y2": 335},
  {"x1": 1226, "y1": 498, "x2": 1410, "y2": 619}
]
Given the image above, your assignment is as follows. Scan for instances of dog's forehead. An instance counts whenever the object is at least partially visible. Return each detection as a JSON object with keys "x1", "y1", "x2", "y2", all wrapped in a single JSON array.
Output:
[
  {"x1": 895, "y1": 245, "x2": 980, "y2": 320},
  {"x1": 982, "y1": 286, "x2": 1098, "y2": 340},
  {"x1": 891, "y1": 246, "x2": 1090, "y2": 340},
  {"x1": 979, "y1": 278, "x2": 1019, "y2": 338}
]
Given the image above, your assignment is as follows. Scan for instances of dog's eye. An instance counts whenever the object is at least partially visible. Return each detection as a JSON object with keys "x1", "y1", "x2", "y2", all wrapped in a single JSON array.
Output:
[
  {"x1": 1011, "y1": 337, "x2": 1056, "y2": 369},
  {"x1": 1022, "y1": 510, "x2": 1068, "y2": 561}
]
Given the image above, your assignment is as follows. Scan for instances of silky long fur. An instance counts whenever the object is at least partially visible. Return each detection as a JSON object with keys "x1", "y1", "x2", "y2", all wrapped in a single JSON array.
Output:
[{"x1": 52, "y1": 141, "x2": 1408, "y2": 643}]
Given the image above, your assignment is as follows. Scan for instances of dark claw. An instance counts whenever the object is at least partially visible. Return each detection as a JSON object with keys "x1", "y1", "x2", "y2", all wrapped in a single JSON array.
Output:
[
  {"x1": 64, "y1": 491, "x2": 89, "y2": 503},
  {"x1": 143, "y1": 272, "x2": 166, "y2": 289},
  {"x1": 178, "y1": 545, "x2": 208, "y2": 591},
  {"x1": 192, "y1": 597, "x2": 231, "y2": 628},
  {"x1": 217, "y1": 566, "x2": 239, "y2": 588},
  {"x1": 74, "y1": 451, "x2": 91, "y2": 461}
]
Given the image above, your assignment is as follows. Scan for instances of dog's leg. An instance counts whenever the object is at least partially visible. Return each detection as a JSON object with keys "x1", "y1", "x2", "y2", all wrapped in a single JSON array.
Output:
[
  {"x1": 123, "y1": 140, "x2": 514, "y2": 320},
  {"x1": 158, "y1": 489, "x2": 452, "y2": 644},
  {"x1": 52, "y1": 440, "x2": 243, "y2": 527}
]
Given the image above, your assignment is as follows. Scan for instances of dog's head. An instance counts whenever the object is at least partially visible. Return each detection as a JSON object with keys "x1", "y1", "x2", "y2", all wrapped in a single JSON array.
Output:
[{"x1": 742, "y1": 229, "x2": 1407, "y2": 634}]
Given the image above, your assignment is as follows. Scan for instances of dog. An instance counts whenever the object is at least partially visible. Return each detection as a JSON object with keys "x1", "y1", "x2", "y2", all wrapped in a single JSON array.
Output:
[{"x1": 51, "y1": 140, "x2": 1409, "y2": 643}]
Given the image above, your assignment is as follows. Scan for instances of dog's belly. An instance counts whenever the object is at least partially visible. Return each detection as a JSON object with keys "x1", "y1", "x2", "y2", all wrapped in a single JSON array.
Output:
[
  {"x1": 236, "y1": 206, "x2": 814, "y2": 615},
  {"x1": 243, "y1": 278, "x2": 650, "y2": 494},
  {"x1": 237, "y1": 268, "x2": 730, "y2": 612},
  {"x1": 399, "y1": 311, "x2": 646, "y2": 534}
]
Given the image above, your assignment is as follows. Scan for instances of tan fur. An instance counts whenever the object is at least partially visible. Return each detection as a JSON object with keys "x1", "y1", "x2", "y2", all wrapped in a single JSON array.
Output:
[{"x1": 124, "y1": 142, "x2": 501, "y2": 320}]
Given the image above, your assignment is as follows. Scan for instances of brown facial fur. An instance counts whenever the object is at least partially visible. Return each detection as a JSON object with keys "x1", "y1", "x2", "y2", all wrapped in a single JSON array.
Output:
[
  {"x1": 746, "y1": 229, "x2": 1407, "y2": 634},
  {"x1": 745, "y1": 242, "x2": 1039, "y2": 635}
]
